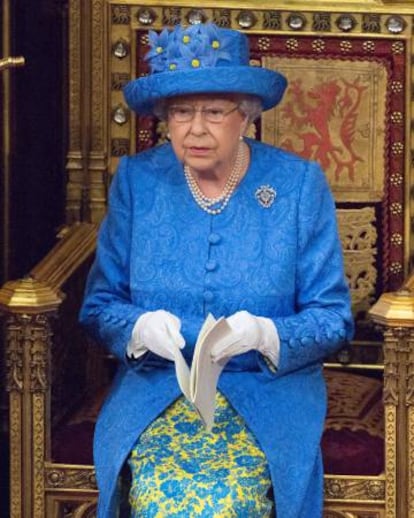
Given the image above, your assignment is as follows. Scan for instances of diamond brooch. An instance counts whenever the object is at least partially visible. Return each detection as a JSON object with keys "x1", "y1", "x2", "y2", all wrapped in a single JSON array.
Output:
[{"x1": 255, "y1": 185, "x2": 276, "y2": 208}]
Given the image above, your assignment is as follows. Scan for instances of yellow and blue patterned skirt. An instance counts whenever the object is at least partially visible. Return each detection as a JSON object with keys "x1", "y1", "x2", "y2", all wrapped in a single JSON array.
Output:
[{"x1": 128, "y1": 392, "x2": 274, "y2": 517}]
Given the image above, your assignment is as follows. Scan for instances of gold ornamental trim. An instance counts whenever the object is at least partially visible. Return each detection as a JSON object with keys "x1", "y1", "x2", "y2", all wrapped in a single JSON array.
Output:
[
  {"x1": 382, "y1": 329, "x2": 400, "y2": 406},
  {"x1": 0, "y1": 56, "x2": 25, "y2": 71},
  {"x1": 45, "y1": 463, "x2": 97, "y2": 491},
  {"x1": 30, "y1": 222, "x2": 98, "y2": 291},
  {"x1": 109, "y1": 0, "x2": 414, "y2": 16},
  {"x1": 409, "y1": 405, "x2": 414, "y2": 515},
  {"x1": 324, "y1": 510, "x2": 384, "y2": 518},
  {"x1": 9, "y1": 393, "x2": 22, "y2": 516},
  {"x1": 66, "y1": 0, "x2": 83, "y2": 222},
  {"x1": 384, "y1": 405, "x2": 397, "y2": 517},
  {"x1": 5, "y1": 312, "x2": 54, "y2": 393},
  {"x1": 324, "y1": 474, "x2": 385, "y2": 503},
  {"x1": 0, "y1": 277, "x2": 62, "y2": 313},
  {"x1": 369, "y1": 290, "x2": 414, "y2": 327},
  {"x1": 0, "y1": 220, "x2": 97, "y2": 315}
]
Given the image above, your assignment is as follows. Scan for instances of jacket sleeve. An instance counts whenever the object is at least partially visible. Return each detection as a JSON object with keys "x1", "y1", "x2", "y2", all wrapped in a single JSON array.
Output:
[
  {"x1": 260, "y1": 161, "x2": 354, "y2": 377},
  {"x1": 79, "y1": 156, "x2": 149, "y2": 366}
]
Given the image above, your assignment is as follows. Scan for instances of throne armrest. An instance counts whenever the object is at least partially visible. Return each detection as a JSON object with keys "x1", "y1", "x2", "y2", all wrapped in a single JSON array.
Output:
[{"x1": 0, "y1": 222, "x2": 99, "y2": 510}]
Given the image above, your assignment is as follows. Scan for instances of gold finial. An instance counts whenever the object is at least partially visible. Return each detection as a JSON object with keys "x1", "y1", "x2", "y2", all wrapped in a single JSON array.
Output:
[{"x1": 0, "y1": 56, "x2": 25, "y2": 72}]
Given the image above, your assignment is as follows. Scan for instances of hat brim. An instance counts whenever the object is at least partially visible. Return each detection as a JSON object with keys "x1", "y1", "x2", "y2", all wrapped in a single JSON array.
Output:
[{"x1": 124, "y1": 66, "x2": 287, "y2": 115}]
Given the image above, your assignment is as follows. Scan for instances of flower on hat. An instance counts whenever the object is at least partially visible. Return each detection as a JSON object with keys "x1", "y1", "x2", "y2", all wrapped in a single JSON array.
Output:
[
  {"x1": 145, "y1": 28, "x2": 170, "y2": 72},
  {"x1": 198, "y1": 22, "x2": 231, "y2": 61},
  {"x1": 145, "y1": 23, "x2": 232, "y2": 74}
]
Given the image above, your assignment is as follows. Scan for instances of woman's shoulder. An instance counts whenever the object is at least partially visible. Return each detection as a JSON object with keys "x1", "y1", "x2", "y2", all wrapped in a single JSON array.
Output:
[
  {"x1": 249, "y1": 138, "x2": 313, "y2": 165},
  {"x1": 110, "y1": 143, "x2": 177, "y2": 195},
  {"x1": 121, "y1": 143, "x2": 176, "y2": 173},
  {"x1": 248, "y1": 139, "x2": 324, "y2": 181}
]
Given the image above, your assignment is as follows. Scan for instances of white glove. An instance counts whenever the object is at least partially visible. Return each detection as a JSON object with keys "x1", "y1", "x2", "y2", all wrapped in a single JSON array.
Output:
[
  {"x1": 126, "y1": 310, "x2": 185, "y2": 362},
  {"x1": 211, "y1": 310, "x2": 280, "y2": 366}
]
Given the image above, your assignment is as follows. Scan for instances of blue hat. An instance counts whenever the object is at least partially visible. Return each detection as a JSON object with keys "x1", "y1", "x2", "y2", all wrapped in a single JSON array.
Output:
[{"x1": 124, "y1": 23, "x2": 287, "y2": 115}]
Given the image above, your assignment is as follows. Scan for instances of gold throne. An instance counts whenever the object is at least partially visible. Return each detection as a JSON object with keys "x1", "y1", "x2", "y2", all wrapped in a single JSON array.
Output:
[{"x1": 2, "y1": 1, "x2": 414, "y2": 517}]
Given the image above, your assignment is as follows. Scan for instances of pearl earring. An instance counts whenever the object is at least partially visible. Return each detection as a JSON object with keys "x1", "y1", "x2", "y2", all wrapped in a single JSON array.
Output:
[{"x1": 239, "y1": 135, "x2": 244, "y2": 141}]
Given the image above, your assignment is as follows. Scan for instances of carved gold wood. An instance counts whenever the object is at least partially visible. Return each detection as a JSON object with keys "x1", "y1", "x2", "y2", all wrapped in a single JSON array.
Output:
[
  {"x1": 45, "y1": 467, "x2": 97, "y2": 518},
  {"x1": 0, "y1": 56, "x2": 25, "y2": 71},
  {"x1": 66, "y1": 0, "x2": 83, "y2": 223},
  {"x1": 324, "y1": 511, "x2": 384, "y2": 518},
  {"x1": 0, "y1": 223, "x2": 97, "y2": 518},
  {"x1": 3, "y1": 1, "x2": 414, "y2": 517},
  {"x1": 338, "y1": 208, "x2": 378, "y2": 316},
  {"x1": 324, "y1": 474, "x2": 385, "y2": 501},
  {"x1": 4, "y1": 310, "x2": 59, "y2": 518},
  {"x1": 370, "y1": 293, "x2": 414, "y2": 518}
]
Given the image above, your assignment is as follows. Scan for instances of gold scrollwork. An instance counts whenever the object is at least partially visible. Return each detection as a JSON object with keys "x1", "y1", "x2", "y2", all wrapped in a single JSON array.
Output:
[
  {"x1": 405, "y1": 334, "x2": 414, "y2": 406},
  {"x1": 362, "y1": 14, "x2": 381, "y2": 33},
  {"x1": 91, "y1": 0, "x2": 105, "y2": 152},
  {"x1": 5, "y1": 313, "x2": 53, "y2": 393},
  {"x1": 111, "y1": 72, "x2": 130, "y2": 91},
  {"x1": 263, "y1": 11, "x2": 282, "y2": 31},
  {"x1": 337, "y1": 208, "x2": 377, "y2": 314},
  {"x1": 48, "y1": 499, "x2": 97, "y2": 518},
  {"x1": 73, "y1": 502, "x2": 97, "y2": 518},
  {"x1": 162, "y1": 7, "x2": 182, "y2": 26},
  {"x1": 409, "y1": 406, "x2": 414, "y2": 515},
  {"x1": 325, "y1": 478, "x2": 347, "y2": 499},
  {"x1": 324, "y1": 476, "x2": 385, "y2": 501},
  {"x1": 313, "y1": 13, "x2": 331, "y2": 32},
  {"x1": 212, "y1": 9, "x2": 231, "y2": 28},
  {"x1": 45, "y1": 466, "x2": 97, "y2": 490},
  {"x1": 385, "y1": 406, "x2": 397, "y2": 516},
  {"x1": 111, "y1": 138, "x2": 130, "y2": 157},
  {"x1": 111, "y1": 4, "x2": 131, "y2": 25},
  {"x1": 5, "y1": 315, "x2": 24, "y2": 392},
  {"x1": 324, "y1": 512, "x2": 356, "y2": 518},
  {"x1": 383, "y1": 328, "x2": 401, "y2": 406},
  {"x1": 29, "y1": 329, "x2": 50, "y2": 393},
  {"x1": 324, "y1": 512, "x2": 382, "y2": 518},
  {"x1": 367, "y1": 480, "x2": 386, "y2": 500}
]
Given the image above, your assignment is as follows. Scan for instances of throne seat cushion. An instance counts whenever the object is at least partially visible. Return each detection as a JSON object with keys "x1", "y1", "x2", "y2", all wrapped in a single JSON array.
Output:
[
  {"x1": 322, "y1": 369, "x2": 384, "y2": 475},
  {"x1": 52, "y1": 370, "x2": 384, "y2": 475}
]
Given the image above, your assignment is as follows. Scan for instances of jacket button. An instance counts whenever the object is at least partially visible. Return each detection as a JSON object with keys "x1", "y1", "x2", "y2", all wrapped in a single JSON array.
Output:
[
  {"x1": 205, "y1": 260, "x2": 217, "y2": 271},
  {"x1": 208, "y1": 233, "x2": 221, "y2": 244},
  {"x1": 203, "y1": 290, "x2": 214, "y2": 302}
]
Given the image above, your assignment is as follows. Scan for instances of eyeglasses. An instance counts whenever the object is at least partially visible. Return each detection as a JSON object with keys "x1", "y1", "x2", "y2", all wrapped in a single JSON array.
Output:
[{"x1": 167, "y1": 104, "x2": 239, "y2": 123}]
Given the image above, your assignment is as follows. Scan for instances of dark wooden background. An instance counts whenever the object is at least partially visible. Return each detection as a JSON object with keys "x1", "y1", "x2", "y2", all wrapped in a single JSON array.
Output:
[{"x1": 0, "y1": 1, "x2": 69, "y2": 514}]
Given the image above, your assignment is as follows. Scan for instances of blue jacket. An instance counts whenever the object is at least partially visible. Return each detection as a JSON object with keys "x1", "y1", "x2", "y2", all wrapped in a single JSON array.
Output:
[{"x1": 79, "y1": 139, "x2": 354, "y2": 517}]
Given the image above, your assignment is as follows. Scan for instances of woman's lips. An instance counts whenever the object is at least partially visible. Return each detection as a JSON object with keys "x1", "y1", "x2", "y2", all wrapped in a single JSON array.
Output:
[{"x1": 188, "y1": 146, "x2": 210, "y2": 156}]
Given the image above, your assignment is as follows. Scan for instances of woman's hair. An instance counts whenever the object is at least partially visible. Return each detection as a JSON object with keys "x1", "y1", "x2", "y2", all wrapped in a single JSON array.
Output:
[
  {"x1": 237, "y1": 95, "x2": 262, "y2": 122},
  {"x1": 153, "y1": 94, "x2": 263, "y2": 122},
  {"x1": 153, "y1": 99, "x2": 169, "y2": 120}
]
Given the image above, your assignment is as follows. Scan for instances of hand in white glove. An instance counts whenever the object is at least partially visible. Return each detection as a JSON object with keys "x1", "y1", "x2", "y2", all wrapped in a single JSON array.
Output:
[
  {"x1": 211, "y1": 310, "x2": 280, "y2": 366},
  {"x1": 126, "y1": 310, "x2": 185, "y2": 362}
]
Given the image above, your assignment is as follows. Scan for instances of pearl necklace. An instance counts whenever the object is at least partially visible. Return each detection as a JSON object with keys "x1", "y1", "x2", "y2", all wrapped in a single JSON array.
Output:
[{"x1": 183, "y1": 143, "x2": 247, "y2": 215}]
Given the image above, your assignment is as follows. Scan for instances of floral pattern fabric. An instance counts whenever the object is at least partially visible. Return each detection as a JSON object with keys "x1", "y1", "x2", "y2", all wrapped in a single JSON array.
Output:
[{"x1": 128, "y1": 392, "x2": 273, "y2": 517}]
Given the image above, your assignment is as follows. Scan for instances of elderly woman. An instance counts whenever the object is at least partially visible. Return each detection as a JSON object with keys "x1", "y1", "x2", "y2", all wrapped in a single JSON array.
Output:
[{"x1": 80, "y1": 22, "x2": 354, "y2": 518}]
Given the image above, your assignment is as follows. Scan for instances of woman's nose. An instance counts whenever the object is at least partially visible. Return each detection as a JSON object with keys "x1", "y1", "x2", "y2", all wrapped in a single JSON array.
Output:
[{"x1": 189, "y1": 111, "x2": 208, "y2": 134}]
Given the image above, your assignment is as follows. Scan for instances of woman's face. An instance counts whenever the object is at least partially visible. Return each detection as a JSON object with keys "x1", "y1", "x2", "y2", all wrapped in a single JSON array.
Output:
[{"x1": 166, "y1": 94, "x2": 248, "y2": 177}]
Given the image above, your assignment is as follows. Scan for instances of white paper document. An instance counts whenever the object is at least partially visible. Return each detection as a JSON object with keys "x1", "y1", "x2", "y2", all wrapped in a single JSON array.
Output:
[{"x1": 172, "y1": 314, "x2": 234, "y2": 432}]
